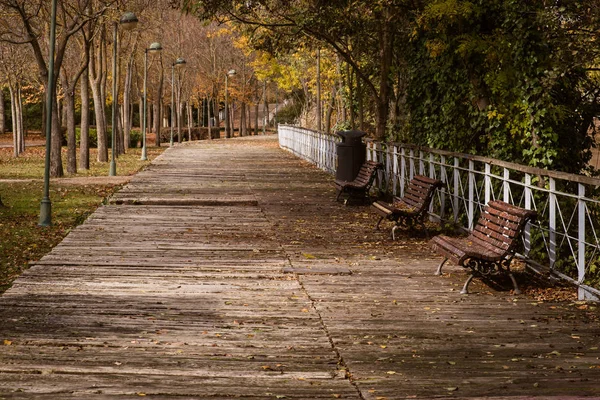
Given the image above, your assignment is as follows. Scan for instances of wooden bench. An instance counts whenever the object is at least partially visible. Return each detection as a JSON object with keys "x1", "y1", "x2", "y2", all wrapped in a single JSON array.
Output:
[
  {"x1": 334, "y1": 161, "x2": 382, "y2": 204},
  {"x1": 371, "y1": 175, "x2": 445, "y2": 239},
  {"x1": 429, "y1": 200, "x2": 537, "y2": 294}
]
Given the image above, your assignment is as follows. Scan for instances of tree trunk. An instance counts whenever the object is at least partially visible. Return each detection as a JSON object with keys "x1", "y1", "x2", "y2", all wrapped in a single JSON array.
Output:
[
  {"x1": 199, "y1": 95, "x2": 205, "y2": 128},
  {"x1": 263, "y1": 87, "x2": 269, "y2": 133},
  {"x1": 17, "y1": 86, "x2": 24, "y2": 154},
  {"x1": 60, "y1": 71, "x2": 77, "y2": 174},
  {"x1": 154, "y1": 70, "x2": 164, "y2": 147},
  {"x1": 9, "y1": 85, "x2": 17, "y2": 157},
  {"x1": 347, "y1": 62, "x2": 355, "y2": 129},
  {"x1": 357, "y1": 77, "x2": 364, "y2": 131},
  {"x1": 316, "y1": 49, "x2": 321, "y2": 131},
  {"x1": 178, "y1": 100, "x2": 183, "y2": 142},
  {"x1": 117, "y1": 105, "x2": 124, "y2": 154},
  {"x1": 207, "y1": 95, "x2": 212, "y2": 139},
  {"x1": 337, "y1": 56, "x2": 346, "y2": 126},
  {"x1": 325, "y1": 86, "x2": 336, "y2": 134},
  {"x1": 123, "y1": 56, "x2": 133, "y2": 151},
  {"x1": 90, "y1": 79, "x2": 107, "y2": 162},
  {"x1": 115, "y1": 104, "x2": 123, "y2": 155},
  {"x1": 90, "y1": 34, "x2": 108, "y2": 162},
  {"x1": 230, "y1": 101, "x2": 235, "y2": 136},
  {"x1": 9, "y1": 83, "x2": 25, "y2": 157},
  {"x1": 50, "y1": 94, "x2": 64, "y2": 177},
  {"x1": 213, "y1": 88, "x2": 220, "y2": 133},
  {"x1": 254, "y1": 101, "x2": 259, "y2": 135},
  {"x1": 0, "y1": 88, "x2": 5, "y2": 134},
  {"x1": 187, "y1": 102, "x2": 192, "y2": 141},
  {"x1": 138, "y1": 98, "x2": 143, "y2": 130},
  {"x1": 56, "y1": 93, "x2": 66, "y2": 129},
  {"x1": 152, "y1": 101, "x2": 160, "y2": 145},
  {"x1": 80, "y1": 66, "x2": 90, "y2": 170},
  {"x1": 240, "y1": 102, "x2": 246, "y2": 136}
]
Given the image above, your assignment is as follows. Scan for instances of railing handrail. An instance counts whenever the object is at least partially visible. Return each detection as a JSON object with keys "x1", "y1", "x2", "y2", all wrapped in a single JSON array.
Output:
[{"x1": 366, "y1": 139, "x2": 600, "y2": 187}]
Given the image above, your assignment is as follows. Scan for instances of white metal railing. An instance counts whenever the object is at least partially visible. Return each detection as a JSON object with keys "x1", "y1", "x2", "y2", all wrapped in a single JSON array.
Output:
[
  {"x1": 278, "y1": 124, "x2": 600, "y2": 301},
  {"x1": 278, "y1": 124, "x2": 340, "y2": 174}
]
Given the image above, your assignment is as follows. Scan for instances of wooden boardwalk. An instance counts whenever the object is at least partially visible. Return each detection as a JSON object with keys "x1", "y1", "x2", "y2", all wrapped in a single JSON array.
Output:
[{"x1": 1, "y1": 136, "x2": 599, "y2": 399}]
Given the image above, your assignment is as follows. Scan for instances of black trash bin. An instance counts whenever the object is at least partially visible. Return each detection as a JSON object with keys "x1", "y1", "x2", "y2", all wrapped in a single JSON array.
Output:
[{"x1": 336, "y1": 130, "x2": 367, "y2": 181}]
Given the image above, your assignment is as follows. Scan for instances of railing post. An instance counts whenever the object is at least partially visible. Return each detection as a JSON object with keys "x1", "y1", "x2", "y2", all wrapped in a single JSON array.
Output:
[
  {"x1": 484, "y1": 163, "x2": 492, "y2": 204},
  {"x1": 409, "y1": 149, "x2": 415, "y2": 180},
  {"x1": 549, "y1": 178, "x2": 556, "y2": 270},
  {"x1": 317, "y1": 132, "x2": 322, "y2": 168},
  {"x1": 524, "y1": 174, "x2": 532, "y2": 255},
  {"x1": 468, "y1": 160, "x2": 475, "y2": 229},
  {"x1": 429, "y1": 153, "x2": 434, "y2": 177},
  {"x1": 392, "y1": 145, "x2": 399, "y2": 196},
  {"x1": 578, "y1": 183, "x2": 586, "y2": 300},
  {"x1": 427, "y1": 153, "x2": 436, "y2": 218},
  {"x1": 503, "y1": 168, "x2": 510, "y2": 202},
  {"x1": 400, "y1": 147, "x2": 406, "y2": 197},
  {"x1": 419, "y1": 151, "x2": 425, "y2": 175},
  {"x1": 453, "y1": 158, "x2": 459, "y2": 223},
  {"x1": 440, "y1": 155, "x2": 447, "y2": 221}
]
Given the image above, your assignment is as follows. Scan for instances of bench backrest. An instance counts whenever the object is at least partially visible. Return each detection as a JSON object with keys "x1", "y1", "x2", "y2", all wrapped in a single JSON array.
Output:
[
  {"x1": 397, "y1": 175, "x2": 445, "y2": 212},
  {"x1": 353, "y1": 161, "x2": 382, "y2": 188},
  {"x1": 470, "y1": 200, "x2": 537, "y2": 256}
]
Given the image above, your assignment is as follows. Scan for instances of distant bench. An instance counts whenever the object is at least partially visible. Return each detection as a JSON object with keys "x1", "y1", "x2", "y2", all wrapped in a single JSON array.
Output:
[
  {"x1": 371, "y1": 175, "x2": 444, "y2": 239},
  {"x1": 335, "y1": 161, "x2": 382, "y2": 204},
  {"x1": 429, "y1": 200, "x2": 537, "y2": 294}
]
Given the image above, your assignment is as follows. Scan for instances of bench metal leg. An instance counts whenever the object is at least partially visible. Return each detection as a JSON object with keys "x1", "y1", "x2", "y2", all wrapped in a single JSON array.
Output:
[
  {"x1": 375, "y1": 216, "x2": 384, "y2": 230},
  {"x1": 435, "y1": 258, "x2": 448, "y2": 276},
  {"x1": 391, "y1": 225, "x2": 399, "y2": 240},
  {"x1": 460, "y1": 274, "x2": 475, "y2": 294},
  {"x1": 508, "y1": 272, "x2": 521, "y2": 295}
]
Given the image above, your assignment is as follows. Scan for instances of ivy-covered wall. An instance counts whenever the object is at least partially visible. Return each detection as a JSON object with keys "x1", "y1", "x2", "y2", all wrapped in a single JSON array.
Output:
[{"x1": 401, "y1": 0, "x2": 599, "y2": 174}]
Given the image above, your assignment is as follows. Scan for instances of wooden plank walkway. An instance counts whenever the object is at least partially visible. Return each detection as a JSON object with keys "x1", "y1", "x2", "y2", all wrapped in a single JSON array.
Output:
[{"x1": 1, "y1": 136, "x2": 599, "y2": 399}]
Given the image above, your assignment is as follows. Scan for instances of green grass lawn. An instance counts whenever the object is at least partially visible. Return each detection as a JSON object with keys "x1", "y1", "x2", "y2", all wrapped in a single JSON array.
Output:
[{"x1": 0, "y1": 143, "x2": 166, "y2": 294}]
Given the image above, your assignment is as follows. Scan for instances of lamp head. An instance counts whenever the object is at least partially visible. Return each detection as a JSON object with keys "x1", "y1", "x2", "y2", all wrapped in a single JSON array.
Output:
[
  {"x1": 148, "y1": 42, "x2": 163, "y2": 53},
  {"x1": 227, "y1": 69, "x2": 236, "y2": 77},
  {"x1": 174, "y1": 57, "x2": 187, "y2": 68},
  {"x1": 119, "y1": 12, "x2": 139, "y2": 31}
]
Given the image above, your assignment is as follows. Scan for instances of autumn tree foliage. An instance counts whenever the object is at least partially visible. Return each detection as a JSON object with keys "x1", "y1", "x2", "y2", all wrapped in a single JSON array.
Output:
[
  {"x1": 0, "y1": 0, "x2": 119, "y2": 177},
  {"x1": 2, "y1": 0, "x2": 599, "y2": 174},
  {"x1": 184, "y1": 0, "x2": 600, "y2": 173}
]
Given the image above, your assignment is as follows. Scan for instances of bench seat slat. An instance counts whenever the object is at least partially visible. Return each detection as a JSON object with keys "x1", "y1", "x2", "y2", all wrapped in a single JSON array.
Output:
[
  {"x1": 480, "y1": 213, "x2": 521, "y2": 233},
  {"x1": 474, "y1": 219, "x2": 518, "y2": 241}
]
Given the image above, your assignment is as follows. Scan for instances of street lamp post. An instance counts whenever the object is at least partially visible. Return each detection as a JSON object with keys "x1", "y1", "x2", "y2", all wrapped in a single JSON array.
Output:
[
  {"x1": 141, "y1": 42, "x2": 162, "y2": 161},
  {"x1": 109, "y1": 12, "x2": 139, "y2": 176},
  {"x1": 170, "y1": 57, "x2": 186, "y2": 147},
  {"x1": 39, "y1": 0, "x2": 58, "y2": 226},
  {"x1": 224, "y1": 69, "x2": 236, "y2": 138}
]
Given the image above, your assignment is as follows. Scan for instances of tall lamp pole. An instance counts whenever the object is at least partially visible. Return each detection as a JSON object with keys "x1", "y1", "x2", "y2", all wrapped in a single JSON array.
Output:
[
  {"x1": 39, "y1": 0, "x2": 58, "y2": 226},
  {"x1": 224, "y1": 69, "x2": 236, "y2": 138},
  {"x1": 170, "y1": 57, "x2": 186, "y2": 147},
  {"x1": 110, "y1": 12, "x2": 139, "y2": 176},
  {"x1": 141, "y1": 42, "x2": 162, "y2": 161}
]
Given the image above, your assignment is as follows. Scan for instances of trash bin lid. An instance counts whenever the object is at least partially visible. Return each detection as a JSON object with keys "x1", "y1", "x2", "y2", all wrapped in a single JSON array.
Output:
[{"x1": 337, "y1": 130, "x2": 367, "y2": 143}]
